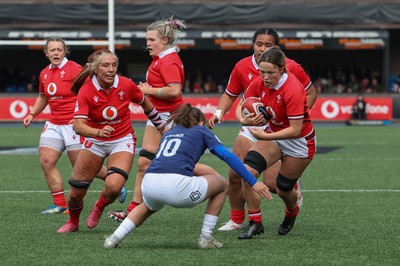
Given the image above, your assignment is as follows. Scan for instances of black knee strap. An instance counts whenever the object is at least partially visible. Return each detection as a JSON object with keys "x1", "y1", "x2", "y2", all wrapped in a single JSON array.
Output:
[
  {"x1": 106, "y1": 166, "x2": 129, "y2": 180},
  {"x1": 276, "y1": 173, "x2": 298, "y2": 191},
  {"x1": 139, "y1": 149, "x2": 156, "y2": 161},
  {"x1": 68, "y1": 179, "x2": 91, "y2": 189},
  {"x1": 243, "y1": 150, "x2": 267, "y2": 174}
]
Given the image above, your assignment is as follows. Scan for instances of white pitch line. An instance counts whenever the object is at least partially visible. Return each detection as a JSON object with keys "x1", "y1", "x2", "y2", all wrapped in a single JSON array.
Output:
[
  {"x1": 316, "y1": 158, "x2": 400, "y2": 161},
  {"x1": 303, "y1": 189, "x2": 400, "y2": 192},
  {"x1": 1, "y1": 189, "x2": 400, "y2": 193}
]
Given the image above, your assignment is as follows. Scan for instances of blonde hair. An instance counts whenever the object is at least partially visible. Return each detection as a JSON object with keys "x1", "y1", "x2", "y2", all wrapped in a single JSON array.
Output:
[
  {"x1": 147, "y1": 16, "x2": 187, "y2": 50},
  {"x1": 71, "y1": 49, "x2": 118, "y2": 95},
  {"x1": 44, "y1": 38, "x2": 70, "y2": 56}
]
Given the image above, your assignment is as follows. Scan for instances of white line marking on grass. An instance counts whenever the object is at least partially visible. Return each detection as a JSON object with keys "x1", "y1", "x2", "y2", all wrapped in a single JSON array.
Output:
[
  {"x1": 0, "y1": 190, "x2": 105, "y2": 193},
  {"x1": 304, "y1": 189, "x2": 400, "y2": 192},
  {"x1": 1, "y1": 189, "x2": 400, "y2": 193},
  {"x1": 320, "y1": 141, "x2": 389, "y2": 145},
  {"x1": 319, "y1": 158, "x2": 400, "y2": 161}
]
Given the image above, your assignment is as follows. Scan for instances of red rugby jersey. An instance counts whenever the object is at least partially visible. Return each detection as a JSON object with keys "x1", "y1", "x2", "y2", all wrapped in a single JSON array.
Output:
[
  {"x1": 74, "y1": 75, "x2": 144, "y2": 141},
  {"x1": 146, "y1": 47, "x2": 185, "y2": 112},
  {"x1": 39, "y1": 58, "x2": 82, "y2": 125},
  {"x1": 226, "y1": 55, "x2": 312, "y2": 99},
  {"x1": 244, "y1": 73, "x2": 313, "y2": 137}
]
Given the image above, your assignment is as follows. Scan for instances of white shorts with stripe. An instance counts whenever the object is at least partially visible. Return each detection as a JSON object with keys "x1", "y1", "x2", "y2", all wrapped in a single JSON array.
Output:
[
  {"x1": 239, "y1": 125, "x2": 268, "y2": 142},
  {"x1": 274, "y1": 129, "x2": 317, "y2": 159},
  {"x1": 39, "y1": 121, "x2": 82, "y2": 152},
  {"x1": 81, "y1": 133, "x2": 136, "y2": 158},
  {"x1": 141, "y1": 173, "x2": 208, "y2": 211}
]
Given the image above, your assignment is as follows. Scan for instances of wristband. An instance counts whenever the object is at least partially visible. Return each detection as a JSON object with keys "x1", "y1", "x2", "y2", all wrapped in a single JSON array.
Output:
[
  {"x1": 214, "y1": 109, "x2": 223, "y2": 120},
  {"x1": 97, "y1": 129, "x2": 100, "y2": 137},
  {"x1": 145, "y1": 107, "x2": 164, "y2": 130},
  {"x1": 158, "y1": 88, "x2": 162, "y2": 97},
  {"x1": 29, "y1": 112, "x2": 35, "y2": 117}
]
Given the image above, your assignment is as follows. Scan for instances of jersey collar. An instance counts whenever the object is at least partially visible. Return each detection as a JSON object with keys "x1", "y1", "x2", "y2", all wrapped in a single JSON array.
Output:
[
  {"x1": 251, "y1": 54, "x2": 259, "y2": 70},
  {"x1": 272, "y1": 72, "x2": 288, "y2": 90},
  {"x1": 92, "y1": 74, "x2": 119, "y2": 91},
  {"x1": 157, "y1": 46, "x2": 177, "y2": 59},
  {"x1": 49, "y1": 57, "x2": 68, "y2": 69}
]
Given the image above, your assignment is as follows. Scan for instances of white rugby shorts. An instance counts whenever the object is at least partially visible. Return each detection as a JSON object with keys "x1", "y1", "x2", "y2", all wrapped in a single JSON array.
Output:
[
  {"x1": 39, "y1": 121, "x2": 82, "y2": 152},
  {"x1": 274, "y1": 129, "x2": 317, "y2": 159},
  {"x1": 141, "y1": 173, "x2": 208, "y2": 211},
  {"x1": 81, "y1": 133, "x2": 136, "y2": 158}
]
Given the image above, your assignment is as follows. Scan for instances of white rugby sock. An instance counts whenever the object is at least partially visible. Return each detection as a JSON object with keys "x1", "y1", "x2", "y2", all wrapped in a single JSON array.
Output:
[
  {"x1": 114, "y1": 218, "x2": 136, "y2": 239},
  {"x1": 200, "y1": 214, "x2": 219, "y2": 238}
]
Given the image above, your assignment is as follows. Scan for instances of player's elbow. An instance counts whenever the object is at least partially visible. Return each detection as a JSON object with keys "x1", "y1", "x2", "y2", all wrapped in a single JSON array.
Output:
[{"x1": 169, "y1": 88, "x2": 182, "y2": 98}]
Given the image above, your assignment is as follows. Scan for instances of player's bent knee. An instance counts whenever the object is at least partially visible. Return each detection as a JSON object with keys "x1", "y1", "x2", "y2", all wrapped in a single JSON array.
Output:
[
  {"x1": 276, "y1": 173, "x2": 298, "y2": 191},
  {"x1": 139, "y1": 149, "x2": 156, "y2": 161},
  {"x1": 68, "y1": 179, "x2": 91, "y2": 190},
  {"x1": 243, "y1": 150, "x2": 267, "y2": 174},
  {"x1": 106, "y1": 166, "x2": 129, "y2": 180}
]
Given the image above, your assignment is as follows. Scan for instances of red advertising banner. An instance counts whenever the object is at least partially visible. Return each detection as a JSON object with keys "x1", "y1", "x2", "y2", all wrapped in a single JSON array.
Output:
[
  {"x1": 310, "y1": 97, "x2": 392, "y2": 121},
  {"x1": 0, "y1": 96, "x2": 393, "y2": 122}
]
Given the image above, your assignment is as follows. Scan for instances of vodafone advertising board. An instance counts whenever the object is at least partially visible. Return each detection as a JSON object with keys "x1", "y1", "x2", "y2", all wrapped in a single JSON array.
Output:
[{"x1": 0, "y1": 96, "x2": 393, "y2": 122}]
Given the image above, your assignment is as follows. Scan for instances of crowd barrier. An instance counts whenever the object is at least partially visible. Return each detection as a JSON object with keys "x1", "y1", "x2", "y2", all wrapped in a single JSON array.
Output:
[{"x1": 0, "y1": 94, "x2": 394, "y2": 123}]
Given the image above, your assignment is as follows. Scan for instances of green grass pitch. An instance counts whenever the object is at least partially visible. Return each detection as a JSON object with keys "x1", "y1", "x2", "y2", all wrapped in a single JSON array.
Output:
[{"x1": 0, "y1": 122, "x2": 399, "y2": 265}]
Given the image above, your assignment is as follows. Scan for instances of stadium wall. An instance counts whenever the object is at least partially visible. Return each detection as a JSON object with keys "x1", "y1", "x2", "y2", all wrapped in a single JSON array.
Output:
[
  {"x1": 1, "y1": 3, "x2": 400, "y2": 29},
  {"x1": 0, "y1": 94, "x2": 396, "y2": 123}
]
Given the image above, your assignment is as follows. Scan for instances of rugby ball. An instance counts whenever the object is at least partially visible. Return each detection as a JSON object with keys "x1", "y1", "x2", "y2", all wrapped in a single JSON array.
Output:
[{"x1": 241, "y1": 97, "x2": 264, "y2": 117}]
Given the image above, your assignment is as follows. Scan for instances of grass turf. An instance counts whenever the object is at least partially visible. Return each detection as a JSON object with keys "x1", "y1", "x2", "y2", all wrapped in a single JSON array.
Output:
[{"x1": 0, "y1": 123, "x2": 399, "y2": 265}]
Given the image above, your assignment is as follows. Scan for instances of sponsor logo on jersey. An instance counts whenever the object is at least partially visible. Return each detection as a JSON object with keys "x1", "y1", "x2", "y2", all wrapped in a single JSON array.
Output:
[
  {"x1": 47, "y1": 82, "x2": 57, "y2": 96},
  {"x1": 102, "y1": 106, "x2": 118, "y2": 120}
]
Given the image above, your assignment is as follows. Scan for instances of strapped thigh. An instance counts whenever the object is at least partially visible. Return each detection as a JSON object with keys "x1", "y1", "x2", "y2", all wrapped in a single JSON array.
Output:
[
  {"x1": 243, "y1": 150, "x2": 267, "y2": 174},
  {"x1": 139, "y1": 149, "x2": 156, "y2": 161},
  {"x1": 106, "y1": 166, "x2": 129, "y2": 180},
  {"x1": 276, "y1": 173, "x2": 298, "y2": 191}
]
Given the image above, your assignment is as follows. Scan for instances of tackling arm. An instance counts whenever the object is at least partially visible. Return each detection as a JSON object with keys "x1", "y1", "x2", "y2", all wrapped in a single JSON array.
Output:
[{"x1": 212, "y1": 145, "x2": 258, "y2": 186}]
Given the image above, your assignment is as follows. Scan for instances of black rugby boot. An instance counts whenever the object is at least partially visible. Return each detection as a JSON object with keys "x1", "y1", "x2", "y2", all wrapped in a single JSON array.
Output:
[
  {"x1": 278, "y1": 214, "x2": 297, "y2": 235},
  {"x1": 238, "y1": 221, "x2": 264, "y2": 239}
]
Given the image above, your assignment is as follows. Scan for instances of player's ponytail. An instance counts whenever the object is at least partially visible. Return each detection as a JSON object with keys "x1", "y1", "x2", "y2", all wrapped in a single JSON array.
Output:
[
  {"x1": 147, "y1": 16, "x2": 186, "y2": 52},
  {"x1": 163, "y1": 103, "x2": 206, "y2": 130}
]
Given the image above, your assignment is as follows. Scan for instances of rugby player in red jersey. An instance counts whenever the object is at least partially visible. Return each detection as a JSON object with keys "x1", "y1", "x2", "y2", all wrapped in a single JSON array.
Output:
[
  {"x1": 237, "y1": 46, "x2": 316, "y2": 238},
  {"x1": 108, "y1": 17, "x2": 219, "y2": 223},
  {"x1": 208, "y1": 28, "x2": 317, "y2": 231},
  {"x1": 57, "y1": 49, "x2": 164, "y2": 233}
]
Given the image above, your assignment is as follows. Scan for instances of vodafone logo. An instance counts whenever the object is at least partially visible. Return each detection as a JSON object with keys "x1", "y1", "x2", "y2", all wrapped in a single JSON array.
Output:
[
  {"x1": 266, "y1": 106, "x2": 283, "y2": 126},
  {"x1": 264, "y1": 106, "x2": 275, "y2": 119},
  {"x1": 9, "y1": 100, "x2": 28, "y2": 119},
  {"x1": 47, "y1": 82, "x2": 57, "y2": 95},
  {"x1": 102, "y1": 106, "x2": 118, "y2": 120},
  {"x1": 321, "y1": 100, "x2": 340, "y2": 119}
]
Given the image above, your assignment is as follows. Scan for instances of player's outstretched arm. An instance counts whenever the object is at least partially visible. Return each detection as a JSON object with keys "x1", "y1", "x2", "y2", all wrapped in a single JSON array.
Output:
[{"x1": 212, "y1": 145, "x2": 272, "y2": 199}]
